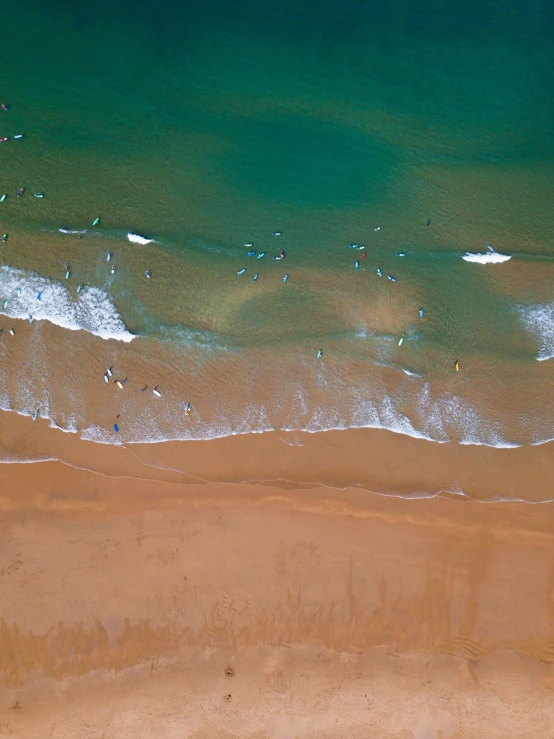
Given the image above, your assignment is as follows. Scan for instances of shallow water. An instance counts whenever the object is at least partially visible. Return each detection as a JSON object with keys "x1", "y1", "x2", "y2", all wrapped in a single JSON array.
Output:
[{"x1": 0, "y1": 0, "x2": 553, "y2": 450}]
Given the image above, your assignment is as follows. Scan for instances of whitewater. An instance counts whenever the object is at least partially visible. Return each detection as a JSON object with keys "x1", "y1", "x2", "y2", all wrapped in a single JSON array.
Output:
[
  {"x1": 0, "y1": 266, "x2": 134, "y2": 342},
  {"x1": 0, "y1": 261, "x2": 551, "y2": 452},
  {"x1": 519, "y1": 300, "x2": 554, "y2": 361},
  {"x1": 462, "y1": 251, "x2": 512, "y2": 264}
]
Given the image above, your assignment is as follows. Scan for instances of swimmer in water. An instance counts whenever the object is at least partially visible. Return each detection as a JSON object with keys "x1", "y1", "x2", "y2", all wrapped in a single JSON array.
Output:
[{"x1": 426, "y1": 219, "x2": 431, "y2": 227}]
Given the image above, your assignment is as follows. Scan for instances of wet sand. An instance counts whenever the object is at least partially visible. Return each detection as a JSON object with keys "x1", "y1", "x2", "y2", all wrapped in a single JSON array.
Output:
[{"x1": 1, "y1": 411, "x2": 554, "y2": 737}]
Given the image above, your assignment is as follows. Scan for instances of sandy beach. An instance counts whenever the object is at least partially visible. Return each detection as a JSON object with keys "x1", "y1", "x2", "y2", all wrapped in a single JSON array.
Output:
[
  {"x1": 1, "y1": 0, "x2": 553, "y2": 734},
  {"x1": 0, "y1": 410, "x2": 553, "y2": 737}
]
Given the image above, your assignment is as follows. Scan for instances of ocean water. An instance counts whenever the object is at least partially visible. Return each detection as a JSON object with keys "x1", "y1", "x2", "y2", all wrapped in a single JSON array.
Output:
[{"x1": 0, "y1": 0, "x2": 553, "y2": 450}]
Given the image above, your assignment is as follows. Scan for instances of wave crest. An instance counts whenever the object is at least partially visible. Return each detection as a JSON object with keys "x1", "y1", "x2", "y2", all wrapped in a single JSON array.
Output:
[
  {"x1": 462, "y1": 251, "x2": 511, "y2": 264},
  {"x1": 127, "y1": 233, "x2": 154, "y2": 245}
]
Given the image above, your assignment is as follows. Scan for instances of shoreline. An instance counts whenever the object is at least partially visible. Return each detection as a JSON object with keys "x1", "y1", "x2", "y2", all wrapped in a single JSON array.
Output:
[
  {"x1": 1, "y1": 408, "x2": 554, "y2": 503},
  {"x1": 1, "y1": 230, "x2": 554, "y2": 453},
  {"x1": 1, "y1": 0, "x2": 553, "y2": 733},
  {"x1": 1, "y1": 410, "x2": 554, "y2": 736}
]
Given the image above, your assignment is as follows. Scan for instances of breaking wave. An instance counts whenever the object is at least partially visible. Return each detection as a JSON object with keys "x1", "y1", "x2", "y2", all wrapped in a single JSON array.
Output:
[
  {"x1": 127, "y1": 233, "x2": 154, "y2": 245},
  {"x1": 0, "y1": 266, "x2": 134, "y2": 342},
  {"x1": 462, "y1": 251, "x2": 511, "y2": 264}
]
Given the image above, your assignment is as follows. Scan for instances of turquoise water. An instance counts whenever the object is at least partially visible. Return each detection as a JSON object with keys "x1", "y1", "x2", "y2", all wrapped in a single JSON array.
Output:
[{"x1": 0, "y1": 0, "x2": 553, "y2": 447}]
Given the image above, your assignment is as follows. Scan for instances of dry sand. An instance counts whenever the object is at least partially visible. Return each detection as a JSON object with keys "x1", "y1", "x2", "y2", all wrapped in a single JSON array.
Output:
[{"x1": 0, "y1": 410, "x2": 553, "y2": 738}]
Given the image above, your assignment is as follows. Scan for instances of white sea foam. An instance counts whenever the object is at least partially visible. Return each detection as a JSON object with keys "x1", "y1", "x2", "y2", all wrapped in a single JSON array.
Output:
[
  {"x1": 416, "y1": 385, "x2": 517, "y2": 446},
  {"x1": 462, "y1": 251, "x2": 511, "y2": 264},
  {"x1": 0, "y1": 381, "x2": 534, "y2": 453},
  {"x1": 282, "y1": 389, "x2": 433, "y2": 442},
  {"x1": 0, "y1": 266, "x2": 134, "y2": 342},
  {"x1": 519, "y1": 300, "x2": 554, "y2": 361},
  {"x1": 0, "y1": 307, "x2": 531, "y2": 452},
  {"x1": 127, "y1": 233, "x2": 154, "y2": 245},
  {"x1": 279, "y1": 378, "x2": 523, "y2": 448},
  {"x1": 80, "y1": 403, "x2": 274, "y2": 445}
]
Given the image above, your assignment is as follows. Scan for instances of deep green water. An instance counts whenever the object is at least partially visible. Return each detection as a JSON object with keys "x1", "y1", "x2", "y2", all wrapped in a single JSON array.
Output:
[{"x1": 0, "y1": 0, "x2": 553, "y2": 446}]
